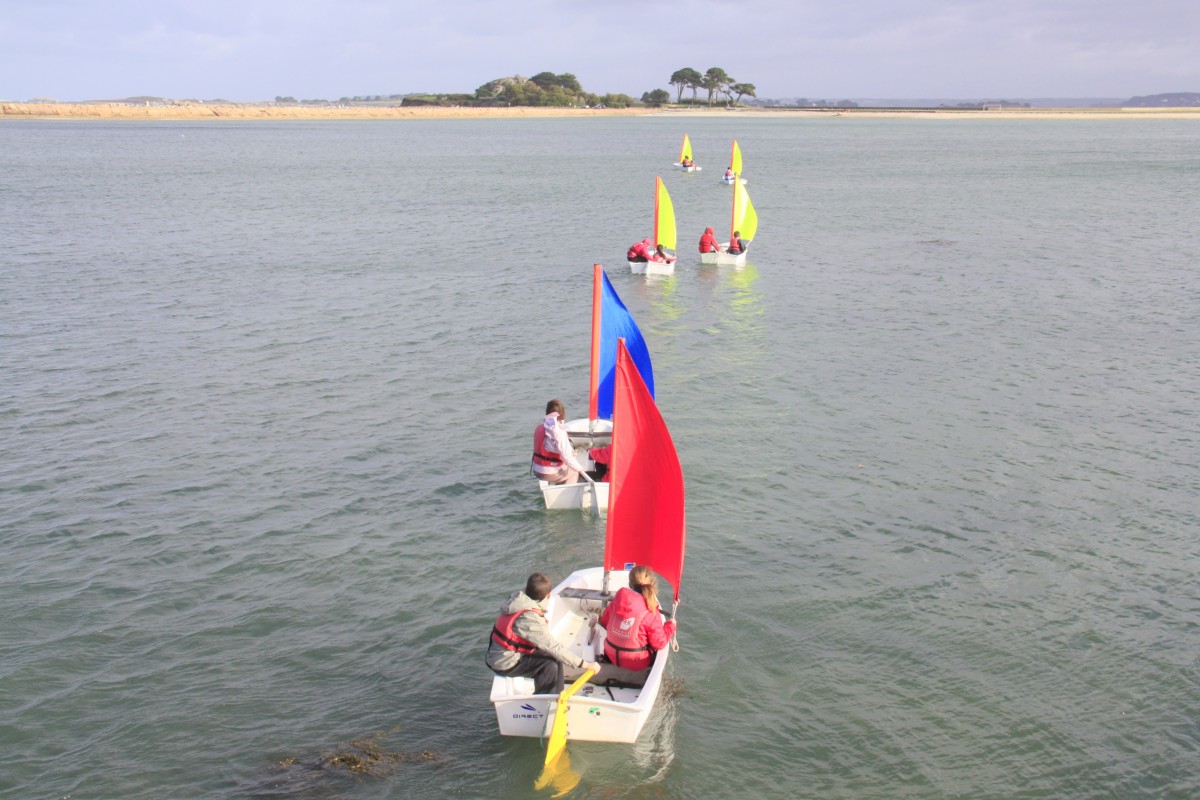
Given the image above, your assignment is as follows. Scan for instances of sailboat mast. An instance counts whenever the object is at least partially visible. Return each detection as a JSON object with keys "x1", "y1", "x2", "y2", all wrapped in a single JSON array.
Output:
[
  {"x1": 653, "y1": 177, "x2": 662, "y2": 248},
  {"x1": 588, "y1": 264, "x2": 602, "y2": 423},
  {"x1": 730, "y1": 180, "x2": 738, "y2": 241}
]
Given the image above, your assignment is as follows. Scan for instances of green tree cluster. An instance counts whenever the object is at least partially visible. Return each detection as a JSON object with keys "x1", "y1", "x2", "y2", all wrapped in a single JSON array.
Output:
[
  {"x1": 668, "y1": 67, "x2": 755, "y2": 106},
  {"x1": 475, "y1": 73, "x2": 590, "y2": 107}
]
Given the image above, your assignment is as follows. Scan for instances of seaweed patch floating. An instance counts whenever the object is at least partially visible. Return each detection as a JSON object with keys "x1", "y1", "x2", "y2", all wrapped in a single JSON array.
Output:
[{"x1": 248, "y1": 727, "x2": 446, "y2": 796}]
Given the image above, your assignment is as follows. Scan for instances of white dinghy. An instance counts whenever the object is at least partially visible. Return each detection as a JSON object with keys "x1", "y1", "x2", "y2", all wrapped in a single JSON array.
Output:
[
  {"x1": 712, "y1": 176, "x2": 759, "y2": 267},
  {"x1": 536, "y1": 266, "x2": 656, "y2": 513},
  {"x1": 719, "y1": 139, "x2": 748, "y2": 185},
  {"x1": 628, "y1": 177, "x2": 678, "y2": 275},
  {"x1": 671, "y1": 133, "x2": 702, "y2": 172},
  {"x1": 495, "y1": 341, "x2": 687, "y2": 745}
]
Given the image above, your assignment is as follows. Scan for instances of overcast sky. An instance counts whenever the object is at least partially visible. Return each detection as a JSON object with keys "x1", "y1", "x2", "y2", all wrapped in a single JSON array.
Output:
[{"x1": 2, "y1": 0, "x2": 1197, "y2": 101}]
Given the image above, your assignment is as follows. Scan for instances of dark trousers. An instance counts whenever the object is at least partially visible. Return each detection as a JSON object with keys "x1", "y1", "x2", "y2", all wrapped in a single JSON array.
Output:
[{"x1": 494, "y1": 653, "x2": 564, "y2": 695}]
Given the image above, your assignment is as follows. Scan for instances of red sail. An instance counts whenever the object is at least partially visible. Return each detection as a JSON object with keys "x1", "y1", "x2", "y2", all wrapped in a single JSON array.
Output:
[{"x1": 603, "y1": 340, "x2": 686, "y2": 600}]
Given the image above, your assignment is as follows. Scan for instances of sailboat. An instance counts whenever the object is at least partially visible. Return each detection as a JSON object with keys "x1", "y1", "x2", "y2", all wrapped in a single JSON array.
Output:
[
  {"x1": 701, "y1": 177, "x2": 759, "y2": 266},
  {"x1": 628, "y1": 177, "x2": 677, "y2": 276},
  {"x1": 495, "y1": 339, "x2": 686, "y2": 743},
  {"x1": 539, "y1": 265, "x2": 655, "y2": 513},
  {"x1": 672, "y1": 133, "x2": 701, "y2": 172},
  {"x1": 720, "y1": 139, "x2": 748, "y2": 185}
]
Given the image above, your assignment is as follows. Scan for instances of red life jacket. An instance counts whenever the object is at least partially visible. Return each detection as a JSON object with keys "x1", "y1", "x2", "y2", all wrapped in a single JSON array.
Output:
[
  {"x1": 627, "y1": 240, "x2": 653, "y2": 260},
  {"x1": 602, "y1": 588, "x2": 655, "y2": 669},
  {"x1": 532, "y1": 422, "x2": 562, "y2": 468},
  {"x1": 699, "y1": 229, "x2": 718, "y2": 253},
  {"x1": 728, "y1": 238, "x2": 743, "y2": 254},
  {"x1": 491, "y1": 607, "x2": 543, "y2": 654}
]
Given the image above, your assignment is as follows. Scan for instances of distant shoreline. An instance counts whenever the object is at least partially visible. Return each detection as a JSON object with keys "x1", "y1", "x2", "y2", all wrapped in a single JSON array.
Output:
[{"x1": 3, "y1": 102, "x2": 1199, "y2": 121}]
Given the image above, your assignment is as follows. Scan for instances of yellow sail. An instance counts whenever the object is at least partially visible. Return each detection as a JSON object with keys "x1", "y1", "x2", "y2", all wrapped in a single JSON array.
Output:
[
  {"x1": 731, "y1": 179, "x2": 758, "y2": 242},
  {"x1": 678, "y1": 134, "x2": 692, "y2": 163},
  {"x1": 654, "y1": 177, "x2": 677, "y2": 251},
  {"x1": 730, "y1": 139, "x2": 743, "y2": 174}
]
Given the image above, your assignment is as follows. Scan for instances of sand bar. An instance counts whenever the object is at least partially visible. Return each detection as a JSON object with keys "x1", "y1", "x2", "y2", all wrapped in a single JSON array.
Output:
[{"x1": 3, "y1": 102, "x2": 1198, "y2": 121}]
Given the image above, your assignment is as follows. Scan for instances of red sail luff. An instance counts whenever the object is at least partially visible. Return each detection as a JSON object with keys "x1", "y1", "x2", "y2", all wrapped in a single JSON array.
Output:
[{"x1": 603, "y1": 340, "x2": 686, "y2": 600}]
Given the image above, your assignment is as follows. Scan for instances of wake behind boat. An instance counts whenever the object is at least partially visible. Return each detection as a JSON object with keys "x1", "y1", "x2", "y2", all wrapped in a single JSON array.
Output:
[
  {"x1": 494, "y1": 341, "x2": 686, "y2": 744},
  {"x1": 535, "y1": 266, "x2": 655, "y2": 514}
]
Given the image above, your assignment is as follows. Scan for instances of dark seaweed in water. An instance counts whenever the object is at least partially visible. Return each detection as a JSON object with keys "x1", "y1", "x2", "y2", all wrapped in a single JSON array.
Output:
[{"x1": 243, "y1": 728, "x2": 445, "y2": 799}]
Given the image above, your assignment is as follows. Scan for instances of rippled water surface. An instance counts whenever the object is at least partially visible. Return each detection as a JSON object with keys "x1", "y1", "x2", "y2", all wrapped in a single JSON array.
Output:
[{"x1": 2, "y1": 116, "x2": 1199, "y2": 799}]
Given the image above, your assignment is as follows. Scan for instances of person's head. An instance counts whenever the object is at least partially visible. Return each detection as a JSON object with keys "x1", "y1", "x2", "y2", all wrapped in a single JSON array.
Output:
[
  {"x1": 656, "y1": 244, "x2": 665, "y2": 252},
  {"x1": 525, "y1": 572, "x2": 553, "y2": 602},
  {"x1": 545, "y1": 399, "x2": 565, "y2": 418},
  {"x1": 628, "y1": 565, "x2": 661, "y2": 612},
  {"x1": 733, "y1": 230, "x2": 741, "y2": 238}
]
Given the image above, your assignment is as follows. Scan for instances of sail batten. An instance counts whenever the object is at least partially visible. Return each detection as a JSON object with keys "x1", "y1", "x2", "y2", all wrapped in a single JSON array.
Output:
[{"x1": 603, "y1": 341, "x2": 685, "y2": 600}]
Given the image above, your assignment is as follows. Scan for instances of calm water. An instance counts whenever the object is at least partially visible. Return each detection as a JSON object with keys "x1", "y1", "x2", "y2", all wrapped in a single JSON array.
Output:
[{"x1": 2, "y1": 116, "x2": 1198, "y2": 800}]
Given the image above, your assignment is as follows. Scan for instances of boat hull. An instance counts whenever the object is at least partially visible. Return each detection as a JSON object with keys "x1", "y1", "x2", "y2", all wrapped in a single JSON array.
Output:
[
  {"x1": 720, "y1": 177, "x2": 747, "y2": 185},
  {"x1": 490, "y1": 567, "x2": 669, "y2": 743},
  {"x1": 672, "y1": 163, "x2": 702, "y2": 172},
  {"x1": 629, "y1": 260, "x2": 676, "y2": 275},
  {"x1": 699, "y1": 251, "x2": 719, "y2": 266},
  {"x1": 715, "y1": 245, "x2": 748, "y2": 267},
  {"x1": 539, "y1": 479, "x2": 609, "y2": 513}
]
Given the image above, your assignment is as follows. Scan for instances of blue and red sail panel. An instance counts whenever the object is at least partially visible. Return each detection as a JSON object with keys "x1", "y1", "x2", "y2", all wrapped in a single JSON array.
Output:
[
  {"x1": 603, "y1": 340, "x2": 685, "y2": 600},
  {"x1": 592, "y1": 268, "x2": 654, "y2": 422}
]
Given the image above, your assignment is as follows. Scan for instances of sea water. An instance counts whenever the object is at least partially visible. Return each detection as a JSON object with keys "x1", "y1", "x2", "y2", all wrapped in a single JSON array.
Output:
[{"x1": 2, "y1": 116, "x2": 1198, "y2": 799}]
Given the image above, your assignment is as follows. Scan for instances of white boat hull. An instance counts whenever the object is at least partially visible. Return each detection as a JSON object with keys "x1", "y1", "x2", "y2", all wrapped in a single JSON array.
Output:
[
  {"x1": 539, "y1": 479, "x2": 609, "y2": 513},
  {"x1": 720, "y1": 177, "x2": 747, "y2": 185},
  {"x1": 629, "y1": 260, "x2": 676, "y2": 275},
  {"x1": 699, "y1": 251, "x2": 719, "y2": 265},
  {"x1": 672, "y1": 163, "x2": 702, "y2": 172},
  {"x1": 715, "y1": 244, "x2": 748, "y2": 266},
  {"x1": 490, "y1": 567, "x2": 669, "y2": 743}
]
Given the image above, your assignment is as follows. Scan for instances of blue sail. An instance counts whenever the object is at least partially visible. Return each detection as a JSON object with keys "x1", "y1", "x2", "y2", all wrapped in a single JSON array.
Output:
[{"x1": 596, "y1": 270, "x2": 654, "y2": 420}]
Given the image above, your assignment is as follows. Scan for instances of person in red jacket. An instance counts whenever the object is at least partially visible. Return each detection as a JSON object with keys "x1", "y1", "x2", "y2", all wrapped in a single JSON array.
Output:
[
  {"x1": 727, "y1": 230, "x2": 748, "y2": 255},
  {"x1": 698, "y1": 227, "x2": 719, "y2": 253},
  {"x1": 627, "y1": 238, "x2": 654, "y2": 262},
  {"x1": 598, "y1": 565, "x2": 677, "y2": 673}
]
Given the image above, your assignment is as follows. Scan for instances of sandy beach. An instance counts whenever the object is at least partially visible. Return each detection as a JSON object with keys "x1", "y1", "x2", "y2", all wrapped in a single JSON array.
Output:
[{"x1": 2, "y1": 102, "x2": 1198, "y2": 121}]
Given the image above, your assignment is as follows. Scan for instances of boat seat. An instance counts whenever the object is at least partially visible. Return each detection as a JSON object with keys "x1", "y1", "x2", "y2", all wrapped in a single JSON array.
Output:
[
  {"x1": 559, "y1": 587, "x2": 614, "y2": 602},
  {"x1": 496, "y1": 675, "x2": 536, "y2": 696}
]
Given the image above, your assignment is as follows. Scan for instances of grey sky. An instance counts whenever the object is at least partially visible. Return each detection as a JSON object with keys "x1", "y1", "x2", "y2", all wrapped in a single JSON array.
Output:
[{"x1": 2, "y1": 0, "x2": 1197, "y2": 101}]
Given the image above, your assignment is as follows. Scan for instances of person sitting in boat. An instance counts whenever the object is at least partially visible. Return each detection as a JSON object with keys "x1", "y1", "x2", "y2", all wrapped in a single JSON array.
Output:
[
  {"x1": 698, "y1": 226, "x2": 719, "y2": 253},
  {"x1": 627, "y1": 238, "x2": 654, "y2": 263},
  {"x1": 681, "y1": 156, "x2": 694, "y2": 169},
  {"x1": 727, "y1": 230, "x2": 748, "y2": 255},
  {"x1": 487, "y1": 572, "x2": 601, "y2": 696},
  {"x1": 532, "y1": 399, "x2": 585, "y2": 485},
  {"x1": 587, "y1": 445, "x2": 610, "y2": 482},
  {"x1": 598, "y1": 565, "x2": 677, "y2": 675},
  {"x1": 724, "y1": 167, "x2": 734, "y2": 180},
  {"x1": 652, "y1": 244, "x2": 677, "y2": 264}
]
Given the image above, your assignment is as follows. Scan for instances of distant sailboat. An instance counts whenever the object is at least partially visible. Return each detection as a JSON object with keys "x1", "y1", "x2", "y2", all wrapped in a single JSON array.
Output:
[
  {"x1": 672, "y1": 133, "x2": 701, "y2": 172},
  {"x1": 721, "y1": 139, "x2": 747, "y2": 185},
  {"x1": 629, "y1": 177, "x2": 677, "y2": 276}
]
